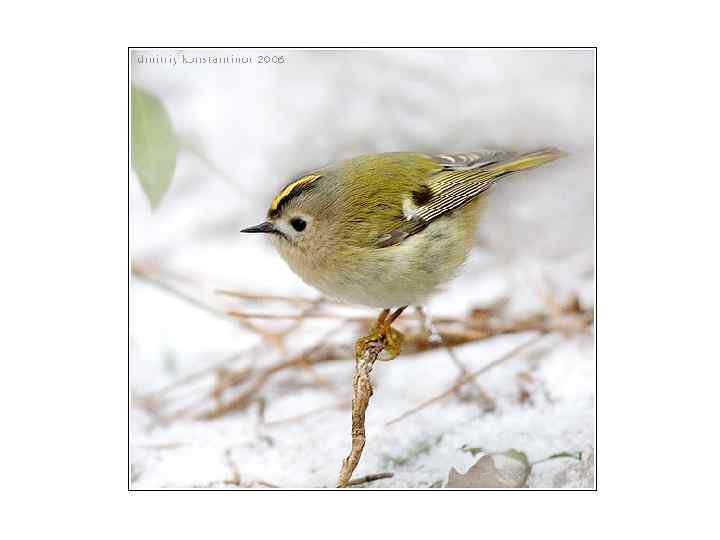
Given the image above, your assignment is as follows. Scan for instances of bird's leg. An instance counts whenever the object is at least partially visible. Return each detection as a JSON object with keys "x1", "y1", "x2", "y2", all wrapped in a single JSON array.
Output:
[
  {"x1": 384, "y1": 306, "x2": 407, "y2": 327},
  {"x1": 376, "y1": 308, "x2": 390, "y2": 328},
  {"x1": 355, "y1": 306, "x2": 407, "y2": 361},
  {"x1": 355, "y1": 309, "x2": 389, "y2": 357},
  {"x1": 379, "y1": 306, "x2": 407, "y2": 360}
]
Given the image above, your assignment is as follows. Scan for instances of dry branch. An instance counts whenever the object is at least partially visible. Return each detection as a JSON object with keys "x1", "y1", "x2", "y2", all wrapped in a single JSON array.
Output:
[
  {"x1": 228, "y1": 311, "x2": 374, "y2": 322},
  {"x1": 345, "y1": 472, "x2": 394, "y2": 487},
  {"x1": 385, "y1": 332, "x2": 551, "y2": 426},
  {"x1": 200, "y1": 327, "x2": 347, "y2": 420},
  {"x1": 131, "y1": 264, "x2": 282, "y2": 346},
  {"x1": 335, "y1": 307, "x2": 406, "y2": 489},
  {"x1": 264, "y1": 399, "x2": 350, "y2": 427},
  {"x1": 336, "y1": 335, "x2": 386, "y2": 488},
  {"x1": 136, "y1": 287, "x2": 592, "y2": 423}
]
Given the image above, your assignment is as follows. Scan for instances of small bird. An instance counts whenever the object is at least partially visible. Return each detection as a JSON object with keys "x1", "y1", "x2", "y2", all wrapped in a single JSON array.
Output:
[{"x1": 242, "y1": 149, "x2": 564, "y2": 353}]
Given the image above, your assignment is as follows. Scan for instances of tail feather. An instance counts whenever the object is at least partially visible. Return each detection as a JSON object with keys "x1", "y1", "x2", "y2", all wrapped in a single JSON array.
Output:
[{"x1": 490, "y1": 148, "x2": 566, "y2": 175}]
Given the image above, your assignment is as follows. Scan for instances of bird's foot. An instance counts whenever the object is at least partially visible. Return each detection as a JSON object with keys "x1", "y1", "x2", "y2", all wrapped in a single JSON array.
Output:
[
  {"x1": 354, "y1": 324, "x2": 405, "y2": 361},
  {"x1": 355, "y1": 307, "x2": 407, "y2": 361}
]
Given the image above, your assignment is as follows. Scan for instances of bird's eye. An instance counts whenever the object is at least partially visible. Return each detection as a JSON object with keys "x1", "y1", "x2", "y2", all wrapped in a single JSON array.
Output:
[{"x1": 290, "y1": 217, "x2": 307, "y2": 232}]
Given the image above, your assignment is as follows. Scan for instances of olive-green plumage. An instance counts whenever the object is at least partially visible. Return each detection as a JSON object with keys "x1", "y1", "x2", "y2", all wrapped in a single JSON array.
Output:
[{"x1": 243, "y1": 148, "x2": 564, "y2": 308}]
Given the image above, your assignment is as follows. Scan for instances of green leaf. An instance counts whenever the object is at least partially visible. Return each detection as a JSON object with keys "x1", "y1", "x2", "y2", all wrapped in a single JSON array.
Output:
[
  {"x1": 460, "y1": 444, "x2": 484, "y2": 457},
  {"x1": 531, "y1": 450, "x2": 583, "y2": 466},
  {"x1": 131, "y1": 85, "x2": 178, "y2": 209},
  {"x1": 546, "y1": 451, "x2": 583, "y2": 461}
]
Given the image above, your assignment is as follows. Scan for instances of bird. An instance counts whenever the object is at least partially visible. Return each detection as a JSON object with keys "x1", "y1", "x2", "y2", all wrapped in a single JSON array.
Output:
[{"x1": 241, "y1": 148, "x2": 565, "y2": 356}]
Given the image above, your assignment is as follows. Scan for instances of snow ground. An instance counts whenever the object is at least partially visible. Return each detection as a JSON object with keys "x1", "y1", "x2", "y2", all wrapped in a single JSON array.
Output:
[{"x1": 130, "y1": 48, "x2": 595, "y2": 489}]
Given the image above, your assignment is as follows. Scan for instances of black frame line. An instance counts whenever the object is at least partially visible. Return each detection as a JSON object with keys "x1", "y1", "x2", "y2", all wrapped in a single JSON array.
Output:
[{"x1": 128, "y1": 45, "x2": 598, "y2": 492}]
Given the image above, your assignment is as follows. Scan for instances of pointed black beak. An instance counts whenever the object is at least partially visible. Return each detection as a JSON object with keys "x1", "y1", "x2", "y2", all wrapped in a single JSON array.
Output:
[{"x1": 241, "y1": 221, "x2": 276, "y2": 234}]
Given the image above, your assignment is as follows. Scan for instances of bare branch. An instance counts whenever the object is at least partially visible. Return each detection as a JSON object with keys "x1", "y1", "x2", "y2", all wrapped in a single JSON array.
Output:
[
  {"x1": 345, "y1": 472, "x2": 394, "y2": 487},
  {"x1": 385, "y1": 333, "x2": 551, "y2": 426},
  {"x1": 228, "y1": 310, "x2": 373, "y2": 322},
  {"x1": 337, "y1": 311, "x2": 404, "y2": 488},
  {"x1": 337, "y1": 337, "x2": 383, "y2": 488}
]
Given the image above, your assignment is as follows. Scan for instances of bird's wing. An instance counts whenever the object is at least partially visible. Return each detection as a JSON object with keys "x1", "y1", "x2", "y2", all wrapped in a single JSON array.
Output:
[
  {"x1": 375, "y1": 149, "x2": 564, "y2": 248},
  {"x1": 431, "y1": 149, "x2": 517, "y2": 170}
]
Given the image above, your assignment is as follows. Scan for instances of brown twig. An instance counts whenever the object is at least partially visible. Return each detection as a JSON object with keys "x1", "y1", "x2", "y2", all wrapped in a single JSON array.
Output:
[
  {"x1": 200, "y1": 325, "x2": 347, "y2": 420},
  {"x1": 140, "y1": 295, "x2": 591, "y2": 423},
  {"x1": 131, "y1": 265, "x2": 280, "y2": 345},
  {"x1": 228, "y1": 310, "x2": 374, "y2": 322},
  {"x1": 415, "y1": 306, "x2": 497, "y2": 412},
  {"x1": 216, "y1": 289, "x2": 344, "y2": 306},
  {"x1": 345, "y1": 472, "x2": 394, "y2": 487},
  {"x1": 268, "y1": 297, "x2": 328, "y2": 356},
  {"x1": 263, "y1": 399, "x2": 351, "y2": 427},
  {"x1": 140, "y1": 351, "x2": 249, "y2": 400},
  {"x1": 337, "y1": 330, "x2": 392, "y2": 488},
  {"x1": 385, "y1": 333, "x2": 551, "y2": 426}
]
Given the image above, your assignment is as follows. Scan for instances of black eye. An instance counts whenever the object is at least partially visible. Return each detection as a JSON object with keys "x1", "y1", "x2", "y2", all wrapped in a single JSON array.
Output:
[{"x1": 290, "y1": 217, "x2": 307, "y2": 232}]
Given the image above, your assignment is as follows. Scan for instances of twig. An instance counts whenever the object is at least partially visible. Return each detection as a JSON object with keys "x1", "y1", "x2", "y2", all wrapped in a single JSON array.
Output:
[
  {"x1": 200, "y1": 325, "x2": 347, "y2": 420},
  {"x1": 224, "y1": 448, "x2": 241, "y2": 486},
  {"x1": 141, "y1": 296, "x2": 590, "y2": 423},
  {"x1": 217, "y1": 289, "x2": 317, "y2": 303},
  {"x1": 444, "y1": 341, "x2": 497, "y2": 412},
  {"x1": 216, "y1": 289, "x2": 344, "y2": 306},
  {"x1": 345, "y1": 472, "x2": 394, "y2": 487},
  {"x1": 268, "y1": 297, "x2": 328, "y2": 355},
  {"x1": 182, "y1": 141, "x2": 244, "y2": 191},
  {"x1": 385, "y1": 333, "x2": 550, "y2": 426},
  {"x1": 337, "y1": 332, "x2": 391, "y2": 488},
  {"x1": 133, "y1": 265, "x2": 229, "y2": 321},
  {"x1": 228, "y1": 310, "x2": 374, "y2": 322},
  {"x1": 264, "y1": 400, "x2": 350, "y2": 427},
  {"x1": 140, "y1": 350, "x2": 249, "y2": 400},
  {"x1": 132, "y1": 265, "x2": 277, "y2": 342},
  {"x1": 416, "y1": 307, "x2": 496, "y2": 412},
  {"x1": 255, "y1": 480, "x2": 279, "y2": 488}
]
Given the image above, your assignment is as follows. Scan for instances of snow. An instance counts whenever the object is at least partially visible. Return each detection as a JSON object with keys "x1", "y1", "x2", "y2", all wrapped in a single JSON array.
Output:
[{"x1": 130, "y1": 48, "x2": 595, "y2": 489}]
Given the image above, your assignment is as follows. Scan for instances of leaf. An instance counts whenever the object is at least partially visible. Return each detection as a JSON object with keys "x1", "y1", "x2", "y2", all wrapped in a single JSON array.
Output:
[
  {"x1": 547, "y1": 451, "x2": 582, "y2": 461},
  {"x1": 460, "y1": 444, "x2": 484, "y2": 457},
  {"x1": 131, "y1": 85, "x2": 178, "y2": 209},
  {"x1": 531, "y1": 450, "x2": 584, "y2": 466},
  {"x1": 446, "y1": 450, "x2": 531, "y2": 488}
]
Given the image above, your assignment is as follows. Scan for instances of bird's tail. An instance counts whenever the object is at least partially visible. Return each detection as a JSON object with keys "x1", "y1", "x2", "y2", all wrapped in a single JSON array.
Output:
[{"x1": 488, "y1": 148, "x2": 566, "y2": 177}]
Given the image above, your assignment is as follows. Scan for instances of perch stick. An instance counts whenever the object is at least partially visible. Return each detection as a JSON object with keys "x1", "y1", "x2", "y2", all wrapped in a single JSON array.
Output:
[
  {"x1": 337, "y1": 306, "x2": 407, "y2": 487},
  {"x1": 336, "y1": 304, "x2": 405, "y2": 489},
  {"x1": 345, "y1": 472, "x2": 394, "y2": 487},
  {"x1": 336, "y1": 339, "x2": 380, "y2": 487}
]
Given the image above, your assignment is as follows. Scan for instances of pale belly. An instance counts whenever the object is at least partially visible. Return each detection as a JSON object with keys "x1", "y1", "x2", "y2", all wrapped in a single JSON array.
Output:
[{"x1": 275, "y1": 200, "x2": 483, "y2": 308}]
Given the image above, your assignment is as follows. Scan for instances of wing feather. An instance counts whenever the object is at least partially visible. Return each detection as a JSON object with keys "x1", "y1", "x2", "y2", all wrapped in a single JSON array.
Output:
[
  {"x1": 374, "y1": 149, "x2": 564, "y2": 248},
  {"x1": 432, "y1": 149, "x2": 516, "y2": 170}
]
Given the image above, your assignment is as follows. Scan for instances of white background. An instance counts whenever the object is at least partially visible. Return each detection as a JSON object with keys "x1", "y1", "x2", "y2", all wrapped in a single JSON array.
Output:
[
  {"x1": 129, "y1": 47, "x2": 595, "y2": 490},
  {"x1": 1, "y1": 1, "x2": 718, "y2": 539}
]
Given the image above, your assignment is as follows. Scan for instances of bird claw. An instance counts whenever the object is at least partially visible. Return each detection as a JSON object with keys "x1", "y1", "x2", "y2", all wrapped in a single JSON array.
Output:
[
  {"x1": 378, "y1": 326, "x2": 404, "y2": 361},
  {"x1": 355, "y1": 324, "x2": 404, "y2": 361}
]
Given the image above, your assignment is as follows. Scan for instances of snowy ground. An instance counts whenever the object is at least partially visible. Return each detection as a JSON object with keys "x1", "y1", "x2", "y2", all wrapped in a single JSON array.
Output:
[{"x1": 130, "y1": 48, "x2": 595, "y2": 489}]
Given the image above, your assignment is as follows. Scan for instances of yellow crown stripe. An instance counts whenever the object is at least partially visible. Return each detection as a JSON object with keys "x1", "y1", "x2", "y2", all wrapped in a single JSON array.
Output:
[{"x1": 271, "y1": 174, "x2": 323, "y2": 210}]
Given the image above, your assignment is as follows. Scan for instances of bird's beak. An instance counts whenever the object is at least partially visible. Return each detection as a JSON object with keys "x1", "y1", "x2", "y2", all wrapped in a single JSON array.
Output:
[{"x1": 241, "y1": 221, "x2": 276, "y2": 234}]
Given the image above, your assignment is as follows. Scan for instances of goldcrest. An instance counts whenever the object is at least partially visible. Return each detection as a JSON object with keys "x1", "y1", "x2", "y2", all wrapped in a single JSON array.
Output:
[{"x1": 242, "y1": 149, "x2": 564, "y2": 309}]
